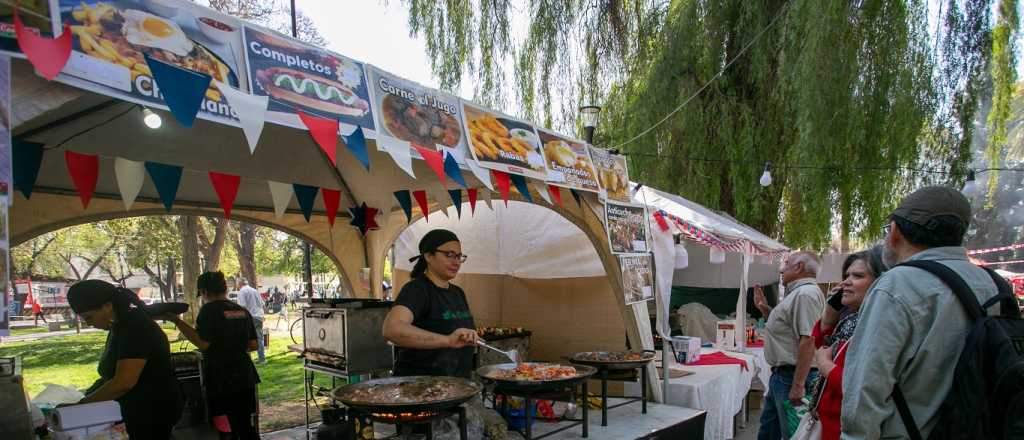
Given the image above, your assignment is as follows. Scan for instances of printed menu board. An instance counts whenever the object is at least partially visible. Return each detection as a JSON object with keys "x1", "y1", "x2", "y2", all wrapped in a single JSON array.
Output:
[
  {"x1": 53, "y1": 0, "x2": 248, "y2": 123},
  {"x1": 620, "y1": 254, "x2": 654, "y2": 306},
  {"x1": 589, "y1": 146, "x2": 631, "y2": 202},
  {"x1": 605, "y1": 201, "x2": 650, "y2": 254},
  {"x1": 244, "y1": 25, "x2": 374, "y2": 129},
  {"x1": 367, "y1": 66, "x2": 464, "y2": 151},
  {"x1": 538, "y1": 129, "x2": 600, "y2": 192},
  {"x1": 462, "y1": 102, "x2": 549, "y2": 180}
]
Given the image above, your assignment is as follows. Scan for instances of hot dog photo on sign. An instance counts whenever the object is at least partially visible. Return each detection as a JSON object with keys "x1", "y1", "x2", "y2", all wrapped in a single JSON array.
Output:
[{"x1": 243, "y1": 25, "x2": 374, "y2": 129}]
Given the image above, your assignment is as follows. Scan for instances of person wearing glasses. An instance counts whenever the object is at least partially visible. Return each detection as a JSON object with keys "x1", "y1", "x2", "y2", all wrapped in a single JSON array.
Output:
[{"x1": 383, "y1": 229, "x2": 478, "y2": 378}]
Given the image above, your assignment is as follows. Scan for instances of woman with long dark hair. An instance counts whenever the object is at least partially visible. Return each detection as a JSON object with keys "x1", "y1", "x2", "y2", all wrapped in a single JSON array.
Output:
[
  {"x1": 382, "y1": 229, "x2": 478, "y2": 377},
  {"x1": 67, "y1": 279, "x2": 183, "y2": 439}
]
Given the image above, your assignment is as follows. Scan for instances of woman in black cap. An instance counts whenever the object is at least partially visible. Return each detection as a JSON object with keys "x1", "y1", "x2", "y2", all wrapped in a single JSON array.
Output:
[
  {"x1": 67, "y1": 279, "x2": 183, "y2": 439},
  {"x1": 382, "y1": 229, "x2": 478, "y2": 377}
]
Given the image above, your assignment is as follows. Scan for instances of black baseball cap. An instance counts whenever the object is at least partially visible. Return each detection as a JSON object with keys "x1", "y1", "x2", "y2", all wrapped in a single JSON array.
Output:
[{"x1": 891, "y1": 186, "x2": 971, "y2": 228}]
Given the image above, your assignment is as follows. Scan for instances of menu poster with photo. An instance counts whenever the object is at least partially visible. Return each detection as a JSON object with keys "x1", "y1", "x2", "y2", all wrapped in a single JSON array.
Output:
[
  {"x1": 589, "y1": 146, "x2": 631, "y2": 203},
  {"x1": 244, "y1": 25, "x2": 374, "y2": 130},
  {"x1": 620, "y1": 254, "x2": 654, "y2": 306},
  {"x1": 462, "y1": 102, "x2": 549, "y2": 180},
  {"x1": 0, "y1": 0, "x2": 55, "y2": 54},
  {"x1": 537, "y1": 129, "x2": 601, "y2": 193},
  {"x1": 605, "y1": 201, "x2": 650, "y2": 254},
  {"x1": 367, "y1": 66, "x2": 465, "y2": 152},
  {"x1": 54, "y1": 0, "x2": 248, "y2": 123},
  {"x1": 0, "y1": 56, "x2": 8, "y2": 337}
]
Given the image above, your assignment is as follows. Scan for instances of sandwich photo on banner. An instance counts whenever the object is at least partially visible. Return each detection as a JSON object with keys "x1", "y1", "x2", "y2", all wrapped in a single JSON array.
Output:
[{"x1": 537, "y1": 128, "x2": 601, "y2": 193}]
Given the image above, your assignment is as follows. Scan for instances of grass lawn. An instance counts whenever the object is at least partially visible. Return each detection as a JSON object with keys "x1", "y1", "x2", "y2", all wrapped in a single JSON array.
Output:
[
  {"x1": 10, "y1": 325, "x2": 50, "y2": 336},
  {"x1": 0, "y1": 323, "x2": 340, "y2": 433}
]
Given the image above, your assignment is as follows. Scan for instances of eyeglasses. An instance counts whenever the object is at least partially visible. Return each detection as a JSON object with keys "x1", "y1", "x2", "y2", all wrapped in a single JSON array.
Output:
[
  {"x1": 434, "y1": 250, "x2": 468, "y2": 263},
  {"x1": 882, "y1": 223, "x2": 892, "y2": 236}
]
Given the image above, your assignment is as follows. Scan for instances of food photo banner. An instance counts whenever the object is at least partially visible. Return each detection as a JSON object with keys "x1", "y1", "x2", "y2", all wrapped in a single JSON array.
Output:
[
  {"x1": 589, "y1": 146, "x2": 630, "y2": 203},
  {"x1": 605, "y1": 201, "x2": 650, "y2": 254},
  {"x1": 52, "y1": 0, "x2": 248, "y2": 124},
  {"x1": 537, "y1": 128, "x2": 600, "y2": 193},
  {"x1": 367, "y1": 66, "x2": 464, "y2": 152},
  {"x1": 0, "y1": 1, "x2": 55, "y2": 54},
  {"x1": 244, "y1": 25, "x2": 373, "y2": 130},
  {"x1": 619, "y1": 254, "x2": 655, "y2": 306},
  {"x1": 462, "y1": 102, "x2": 549, "y2": 180}
]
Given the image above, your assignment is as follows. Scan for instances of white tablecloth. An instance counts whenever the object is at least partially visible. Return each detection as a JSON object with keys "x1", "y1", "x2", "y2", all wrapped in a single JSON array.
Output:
[
  {"x1": 747, "y1": 346, "x2": 771, "y2": 392},
  {"x1": 625, "y1": 347, "x2": 754, "y2": 440}
]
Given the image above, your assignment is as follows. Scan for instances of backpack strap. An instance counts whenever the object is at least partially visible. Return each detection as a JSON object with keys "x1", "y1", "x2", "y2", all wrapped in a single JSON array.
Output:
[
  {"x1": 978, "y1": 266, "x2": 1022, "y2": 319},
  {"x1": 898, "y1": 260, "x2": 986, "y2": 320},
  {"x1": 893, "y1": 385, "x2": 924, "y2": 440}
]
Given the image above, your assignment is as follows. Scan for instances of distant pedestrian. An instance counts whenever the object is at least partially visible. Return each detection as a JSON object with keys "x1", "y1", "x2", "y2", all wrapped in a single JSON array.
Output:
[
  {"x1": 236, "y1": 280, "x2": 266, "y2": 364},
  {"x1": 32, "y1": 301, "x2": 47, "y2": 325}
]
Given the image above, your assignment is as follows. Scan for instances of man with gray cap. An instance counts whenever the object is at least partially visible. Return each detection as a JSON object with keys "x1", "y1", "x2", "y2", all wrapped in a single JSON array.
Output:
[{"x1": 841, "y1": 186, "x2": 1001, "y2": 439}]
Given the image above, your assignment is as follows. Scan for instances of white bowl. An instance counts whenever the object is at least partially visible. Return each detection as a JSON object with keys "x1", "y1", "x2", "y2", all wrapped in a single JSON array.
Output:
[
  {"x1": 195, "y1": 16, "x2": 237, "y2": 44},
  {"x1": 142, "y1": 0, "x2": 178, "y2": 17}
]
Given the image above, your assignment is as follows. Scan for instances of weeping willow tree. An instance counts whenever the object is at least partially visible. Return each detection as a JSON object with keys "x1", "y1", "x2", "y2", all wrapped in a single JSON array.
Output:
[{"x1": 402, "y1": 0, "x2": 1017, "y2": 249}]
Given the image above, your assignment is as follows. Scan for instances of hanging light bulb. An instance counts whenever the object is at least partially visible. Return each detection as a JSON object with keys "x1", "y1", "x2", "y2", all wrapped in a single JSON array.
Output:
[
  {"x1": 142, "y1": 107, "x2": 162, "y2": 129},
  {"x1": 759, "y1": 162, "x2": 773, "y2": 187},
  {"x1": 961, "y1": 170, "x2": 978, "y2": 198},
  {"x1": 674, "y1": 236, "x2": 689, "y2": 270}
]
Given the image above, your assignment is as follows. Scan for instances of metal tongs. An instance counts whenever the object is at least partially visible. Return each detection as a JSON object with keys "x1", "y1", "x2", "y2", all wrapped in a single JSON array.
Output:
[{"x1": 476, "y1": 339, "x2": 520, "y2": 364}]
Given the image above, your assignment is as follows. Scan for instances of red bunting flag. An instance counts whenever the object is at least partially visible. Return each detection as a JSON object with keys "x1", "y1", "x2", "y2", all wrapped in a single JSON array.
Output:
[
  {"x1": 413, "y1": 190, "x2": 429, "y2": 222},
  {"x1": 413, "y1": 145, "x2": 447, "y2": 187},
  {"x1": 64, "y1": 151, "x2": 98, "y2": 208},
  {"x1": 15, "y1": 12, "x2": 71, "y2": 80},
  {"x1": 363, "y1": 204, "x2": 380, "y2": 231},
  {"x1": 208, "y1": 172, "x2": 241, "y2": 219},
  {"x1": 322, "y1": 188, "x2": 341, "y2": 226},
  {"x1": 492, "y1": 170, "x2": 511, "y2": 206},
  {"x1": 467, "y1": 188, "x2": 478, "y2": 216},
  {"x1": 654, "y1": 210, "x2": 670, "y2": 232},
  {"x1": 297, "y1": 110, "x2": 339, "y2": 165},
  {"x1": 547, "y1": 185, "x2": 563, "y2": 207}
]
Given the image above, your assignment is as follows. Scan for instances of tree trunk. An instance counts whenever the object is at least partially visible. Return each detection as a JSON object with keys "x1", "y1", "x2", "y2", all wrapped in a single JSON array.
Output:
[
  {"x1": 142, "y1": 265, "x2": 170, "y2": 300},
  {"x1": 206, "y1": 218, "x2": 229, "y2": 271},
  {"x1": 233, "y1": 222, "x2": 258, "y2": 288},
  {"x1": 178, "y1": 216, "x2": 202, "y2": 325}
]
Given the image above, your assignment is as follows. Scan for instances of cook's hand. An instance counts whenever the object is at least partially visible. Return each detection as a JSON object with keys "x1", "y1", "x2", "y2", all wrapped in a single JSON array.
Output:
[
  {"x1": 789, "y1": 384, "x2": 806, "y2": 407},
  {"x1": 815, "y1": 346, "x2": 836, "y2": 377},
  {"x1": 447, "y1": 328, "x2": 478, "y2": 348}
]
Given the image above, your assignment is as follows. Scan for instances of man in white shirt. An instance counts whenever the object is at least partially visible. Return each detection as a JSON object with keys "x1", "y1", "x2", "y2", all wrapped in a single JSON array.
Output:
[{"x1": 237, "y1": 280, "x2": 266, "y2": 364}]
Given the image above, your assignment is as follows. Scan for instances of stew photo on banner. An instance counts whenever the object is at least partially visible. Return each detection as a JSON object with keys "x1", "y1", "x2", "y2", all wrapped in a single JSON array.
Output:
[
  {"x1": 53, "y1": 0, "x2": 248, "y2": 124},
  {"x1": 462, "y1": 102, "x2": 550, "y2": 180},
  {"x1": 589, "y1": 146, "x2": 631, "y2": 203},
  {"x1": 605, "y1": 201, "x2": 650, "y2": 254},
  {"x1": 619, "y1": 254, "x2": 655, "y2": 306},
  {"x1": 0, "y1": 0, "x2": 54, "y2": 54},
  {"x1": 537, "y1": 128, "x2": 601, "y2": 193},
  {"x1": 243, "y1": 25, "x2": 374, "y2": 130},
  {"x1": 367, "y1": 66, "x2": 465, "y2": 152}
]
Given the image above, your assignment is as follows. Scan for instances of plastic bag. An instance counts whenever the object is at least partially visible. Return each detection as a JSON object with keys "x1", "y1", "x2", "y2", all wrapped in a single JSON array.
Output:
[{"x1": 32, "y1": 384, "x2": 85, "y2": 406}]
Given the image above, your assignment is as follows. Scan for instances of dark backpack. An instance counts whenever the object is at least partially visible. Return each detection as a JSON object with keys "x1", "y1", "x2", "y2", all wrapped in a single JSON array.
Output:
[{"x1": 892, "y1": 260, "x2": 1024, "y2": 440}]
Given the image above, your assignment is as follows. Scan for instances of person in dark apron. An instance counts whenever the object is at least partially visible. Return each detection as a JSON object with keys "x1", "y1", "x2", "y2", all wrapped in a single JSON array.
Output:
[{"x1": 383, "y1": 229, "x2": 477, "y2": 378}]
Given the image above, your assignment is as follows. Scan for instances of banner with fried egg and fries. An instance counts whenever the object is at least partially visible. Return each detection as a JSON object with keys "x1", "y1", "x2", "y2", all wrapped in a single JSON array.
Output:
[
  {"x1": 52, "y1": 0, "x2": 248, "y2": 124},
  {"x1": 536, "y1": 128, "x2": 601, "y2": 193},
  {"x1": 462, "y1": 101, "x2": 550, "y2": 180}
]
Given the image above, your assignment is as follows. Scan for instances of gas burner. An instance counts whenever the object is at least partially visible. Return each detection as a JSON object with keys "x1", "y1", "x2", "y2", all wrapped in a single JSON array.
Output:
[{"x1": 369, "y1": 410, "x2": 443, "y2": 424}]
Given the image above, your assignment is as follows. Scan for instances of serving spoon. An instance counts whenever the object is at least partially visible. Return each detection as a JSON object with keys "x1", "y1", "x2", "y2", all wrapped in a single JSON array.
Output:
[{"x1": 476, "y1": 339, "x2": 520, "y2": 364}]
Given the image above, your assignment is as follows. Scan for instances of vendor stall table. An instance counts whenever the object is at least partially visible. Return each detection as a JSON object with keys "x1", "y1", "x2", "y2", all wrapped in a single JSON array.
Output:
[
  {"x1": 524, "y1": 399, "x2": 706, "y2": 440},
  {"x1": 625, "y1": 348, "x2": 754, "y2": 440}
]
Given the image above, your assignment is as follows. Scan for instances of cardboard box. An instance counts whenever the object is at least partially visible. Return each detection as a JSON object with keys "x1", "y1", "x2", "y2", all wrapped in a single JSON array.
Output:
[
  {"x1": 671, "y1": 336, "x2": 701, "y2": 363},
  {"x1": 717, "y1": 320, "x2": 737, "y2": 350}
]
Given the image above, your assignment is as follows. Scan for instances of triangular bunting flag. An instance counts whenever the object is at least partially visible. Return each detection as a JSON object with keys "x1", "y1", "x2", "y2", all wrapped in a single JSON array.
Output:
[
  {"x1": 413, "y1": 190, "x2": 429, "y2": 222},
  {"x1": 348, "y1": 203, "x2": 379, "y2": 236},
  {"x1": 13, "y1": 139, "x2": 43, "y2": 199},
  {"x1": 64, "y1": 151, "x2": 98, "y2": 209},
  {"x1": 466, "y1": 159, "x2": 494, "y2": 191},
  {"x1": 293, "y1": 184, "x2": 319, "y2": 222},
  {"x1": 322, "y1": 188, "x2": 341, "y2": 226},
  {"x1": 653, "y1": 210, "x2": 670, "y2": 232},
  {"x1": 144, "y1": 162, "x2": 183, "y2": 212},
  {"x1": 548, "y1": 185, "x2": 563, "y2": 207},
  {"x1": 570, "y1": 188, "x2": 582, "y2": 206},
  {"x1": 15, "y1": 12, "x2": 70, "y2": 80},
  {"x1": 467, "y1": 188, "x2": 478, "y2": 216},
  {"x1": 364, "y1": 204, "x2": 380, "y2": 230},
  {"x1": 297, "y1": 110, "x2": 339, "y2": 165},
  {"x1": 443, "y1": 152, "x2": 467, "y2": 188},
  {"x1": 145, "y1": 55, "x2": 211, "y2": 128},
  {"x1": 394, "y1": 190, "x2": 413, "y2": 222},
  {"x1": 342, "y1": 126, "x2": 370, "y2": 171},
  {"x1": 448, "y1": 189, "x2": 463, "y2": 218},
  {"x1": 114, "y1": 158, "x2": 145, "y2": 210},
  {"x1": 492, "y1": 170, "x2": 511, "y2": 206},
  {"x1": 482, "y1": 188, "x2": 494, "y2": 210},
  {"x1": 414, "y1": 145, "x2": 446, "y2": 187},
  {"x1": 268, "y1": 181, "x2": 292, "y2": 220},
  {"x1": 532, "y1": 180, "x2": 551, "y2": 205},
  {"x1": 431, "y1": 187, "x2": 451, "y2": 218},
  {"x1": 215, "y1": 81, "x2": 268, "y2": 154},
  {"x1": 379, "y1": 136, "x2": 415, "y2": 178},
  {"x1": 509, "y1": 174, "x2": 532, "y2": 204},
  {"x1": 208, "y1": 172, "x2": 241, "y2": 219}
]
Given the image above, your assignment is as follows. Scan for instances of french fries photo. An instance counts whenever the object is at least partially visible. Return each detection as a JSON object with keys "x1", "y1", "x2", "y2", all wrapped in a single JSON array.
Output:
[{"x1": 466, "y1": 110, "x2": 537, "y2": 163}]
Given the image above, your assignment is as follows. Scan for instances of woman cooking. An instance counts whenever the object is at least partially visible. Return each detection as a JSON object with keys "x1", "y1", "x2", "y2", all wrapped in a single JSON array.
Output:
[
  {"x1": 67, "y1": 280, "x2": 183, "y2": 439},
  {"x1": 382, "y1": 229, "x2": 478, "y2": 378}
]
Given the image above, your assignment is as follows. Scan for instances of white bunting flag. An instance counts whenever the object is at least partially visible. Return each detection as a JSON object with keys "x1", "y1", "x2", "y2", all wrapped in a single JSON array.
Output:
[
  {"x1": 114, "y1": 158, "x2": 145, "y2": 210},
  {"x1": 466, "y1": 159, "x2": 494, "y2": 191},
  {"x1": 431, "y1": 187, "x2": 451, "y2": 218},
  {"x1": 532, "y1": 180, "x2": 552, "y2": 205},
  {"x1": 378, "y1": 135, "x2": 416, "y2": 178},
  {"x1": 268, "y1": 181, "x2": 292, "y2": 220},
  {"x1": 482, "y1": 188, "x2": 494, "y2": 210},
  {"x1": 215, "y1": 81, "x2": 269, "y2": 154}
]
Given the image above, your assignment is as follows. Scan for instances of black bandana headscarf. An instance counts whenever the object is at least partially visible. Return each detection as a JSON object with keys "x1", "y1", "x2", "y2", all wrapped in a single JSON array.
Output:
[{"x1": 409, "y1": 229, "x2": 460, "y2": 278}]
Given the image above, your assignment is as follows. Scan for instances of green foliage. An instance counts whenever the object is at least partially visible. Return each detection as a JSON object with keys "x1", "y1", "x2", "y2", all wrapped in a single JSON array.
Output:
[{"x1": 987, "y1": 0, "x2": 1019, "y2": 198}]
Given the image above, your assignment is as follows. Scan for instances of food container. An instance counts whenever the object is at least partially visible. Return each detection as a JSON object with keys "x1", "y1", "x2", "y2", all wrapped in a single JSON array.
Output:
[
  {"x1": 196, "y1": 16, "x2": 237, "y2": 44},
  {"x1": 671, "y1": 336, "x2": 701, "y2": 364},
  {"x1": 716, "y1": 320, "x2": 737, "y2": 350}
]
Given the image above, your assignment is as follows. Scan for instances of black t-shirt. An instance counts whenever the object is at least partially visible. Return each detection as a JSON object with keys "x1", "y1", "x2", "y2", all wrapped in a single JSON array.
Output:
[
  {"x1": 96, "y1": 307, "x2": 182, "y2": 431},
  {"x1": 196, "y1": 300, "x2": 261, "y2": 396},
  {"x1": 393, "y1": 276, "x2": 476, "y2": 378}
]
